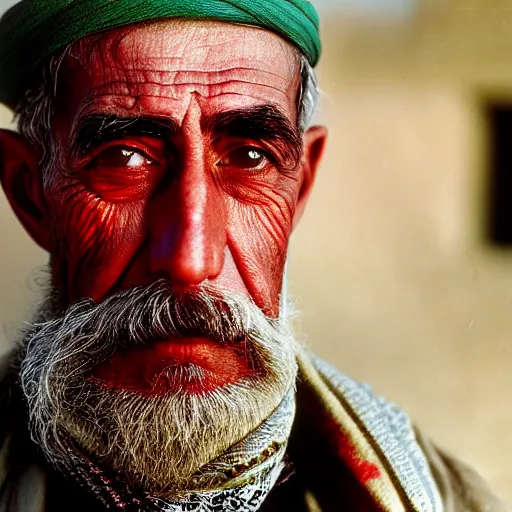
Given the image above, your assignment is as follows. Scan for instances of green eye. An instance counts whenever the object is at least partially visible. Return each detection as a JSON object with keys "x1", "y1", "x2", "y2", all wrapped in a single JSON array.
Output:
[{"x1": 219, "y1": 147, "x2": 268, "y2": 170}]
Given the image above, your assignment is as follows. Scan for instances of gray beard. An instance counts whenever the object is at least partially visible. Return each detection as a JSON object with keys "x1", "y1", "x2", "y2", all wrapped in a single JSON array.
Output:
[{"x1": 17, "y1": 280, "x2": 298, "y2": 498}]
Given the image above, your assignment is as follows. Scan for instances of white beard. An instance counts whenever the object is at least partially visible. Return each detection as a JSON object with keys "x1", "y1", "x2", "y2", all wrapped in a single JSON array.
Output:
[{"x1": 18, "y1": 280, "x2": 298, "y2": 497}]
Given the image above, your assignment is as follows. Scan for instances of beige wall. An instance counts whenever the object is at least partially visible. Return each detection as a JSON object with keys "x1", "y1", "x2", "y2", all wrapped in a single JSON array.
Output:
[
  {"x1": 1, "y1": 0, "x2": 512, "y2": 503},
  {"x1": 289, "y1": 2, "x2": 512, "y2": 501}
]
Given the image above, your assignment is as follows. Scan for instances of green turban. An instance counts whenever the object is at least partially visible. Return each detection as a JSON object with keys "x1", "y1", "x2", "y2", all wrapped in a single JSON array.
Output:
[{"x1": 0, "y1": 0, "x2": 321, "y2": 110}]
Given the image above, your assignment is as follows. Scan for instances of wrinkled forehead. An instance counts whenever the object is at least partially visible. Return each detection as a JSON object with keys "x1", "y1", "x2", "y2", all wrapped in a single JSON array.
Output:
[{"x1": 59, "y1": 20, "x2": 302, "y2": 123}]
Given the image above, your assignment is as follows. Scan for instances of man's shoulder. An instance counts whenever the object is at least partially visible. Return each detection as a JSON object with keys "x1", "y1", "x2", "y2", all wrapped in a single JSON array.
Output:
[
  {"x1": 415, "y1": 427, "x2": 510, "y2": 512},
  {"x1": 0, "y1": 349, "x2": 51, "y2": 512},
  {"x1": 295, "y1": 352, "x2": 444, "y2": 510},
  {"x1": 296, "y1": 352, "x2": 509, "y2": 512}
]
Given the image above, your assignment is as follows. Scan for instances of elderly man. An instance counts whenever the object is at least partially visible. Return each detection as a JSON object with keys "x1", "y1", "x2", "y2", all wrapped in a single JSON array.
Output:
[{"x1": 0, "y1": 1, "x2": 506, "y2": 511}]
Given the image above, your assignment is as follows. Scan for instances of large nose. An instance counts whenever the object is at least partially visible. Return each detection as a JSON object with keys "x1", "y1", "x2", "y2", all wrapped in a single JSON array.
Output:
[{"x1": 148, "y1": 137, "x2": 226, "y2": 288}]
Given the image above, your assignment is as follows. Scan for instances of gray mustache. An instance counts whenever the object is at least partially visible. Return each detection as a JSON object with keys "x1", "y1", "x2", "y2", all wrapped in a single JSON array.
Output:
[{"x1": 21, "y1": 280, "x2": 271, "y2": 373}]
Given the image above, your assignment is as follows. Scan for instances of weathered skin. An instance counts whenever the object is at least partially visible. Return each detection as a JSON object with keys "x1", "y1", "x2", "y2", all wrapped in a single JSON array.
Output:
[
  {"x1": 0, "y1": 21, "x2": 327, "y2": 393},
  {"x1": 0, "y1": 20, "x2": 326, "y2": 318}
]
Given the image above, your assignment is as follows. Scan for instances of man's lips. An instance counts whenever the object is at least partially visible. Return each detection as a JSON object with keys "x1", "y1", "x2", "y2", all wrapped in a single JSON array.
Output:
[{"x1": 92, "y1": 337, "x2": 252, "y2": 396}]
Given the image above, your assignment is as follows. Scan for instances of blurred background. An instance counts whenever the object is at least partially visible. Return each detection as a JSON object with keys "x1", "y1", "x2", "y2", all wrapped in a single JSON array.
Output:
[{"x1": 0, "y1": 0, "x2": 511, "y2": 503}]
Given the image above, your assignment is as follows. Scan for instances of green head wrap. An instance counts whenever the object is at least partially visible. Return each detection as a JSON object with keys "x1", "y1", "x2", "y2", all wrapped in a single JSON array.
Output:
[{"x1": 0, "y1": 0, "x2": 321, "y2": 110}]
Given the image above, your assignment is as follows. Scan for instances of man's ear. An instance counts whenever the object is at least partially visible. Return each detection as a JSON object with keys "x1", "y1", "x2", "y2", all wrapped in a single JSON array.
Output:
[
  {"x1": 293, "y1": 125, "x2": 327, "y2": 230},
  {"x1": 0, "y1": 129, "x2": 53, "y2": 251}
]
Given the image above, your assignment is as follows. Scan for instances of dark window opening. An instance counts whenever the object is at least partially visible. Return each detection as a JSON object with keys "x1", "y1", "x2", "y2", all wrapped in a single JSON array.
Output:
[{"x1": 487, "y1": 104, "x2": 512, "y2": 245}]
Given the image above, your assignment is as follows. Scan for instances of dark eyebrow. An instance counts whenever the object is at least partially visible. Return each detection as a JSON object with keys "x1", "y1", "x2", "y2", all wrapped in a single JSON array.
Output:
[
  {"x1": 71, "y1": 115, "x2": 180, "y2": 155},
  {"x1": 202, "y1": 105, "x2": 303, "y2": 166}
]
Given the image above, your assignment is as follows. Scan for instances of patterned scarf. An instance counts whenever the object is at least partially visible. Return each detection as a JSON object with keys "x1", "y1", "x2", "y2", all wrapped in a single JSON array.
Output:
[{"x1": 54, "y1": 393, "x2": 296, "y2": 511}]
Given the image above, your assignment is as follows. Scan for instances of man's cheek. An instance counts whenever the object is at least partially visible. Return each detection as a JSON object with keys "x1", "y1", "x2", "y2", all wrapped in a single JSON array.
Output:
[
  {"x1": 50, "y1": 184, "x2": 146, "y2": 302},
  {"x1": 226, "y1": 188, "x2": 297, "y2": 316}
]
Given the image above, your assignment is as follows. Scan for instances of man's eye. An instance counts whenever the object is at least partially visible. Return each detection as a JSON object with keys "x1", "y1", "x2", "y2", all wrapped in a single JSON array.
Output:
[
  {"x1": 92, "y1": 147, "x2": 154, "y2": 168},
  {"x1": 219, "y1": 147, "x2": 268, "y2": 170}
]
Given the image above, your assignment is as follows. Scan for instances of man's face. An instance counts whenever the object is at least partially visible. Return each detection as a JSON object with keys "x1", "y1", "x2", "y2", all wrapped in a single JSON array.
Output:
[
  {"x1": 49, "y1": 21, "x2": 304, "y2": 316},
  {"x1": 0, "y1": 20, "x2": 326, "y2": 496}
]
